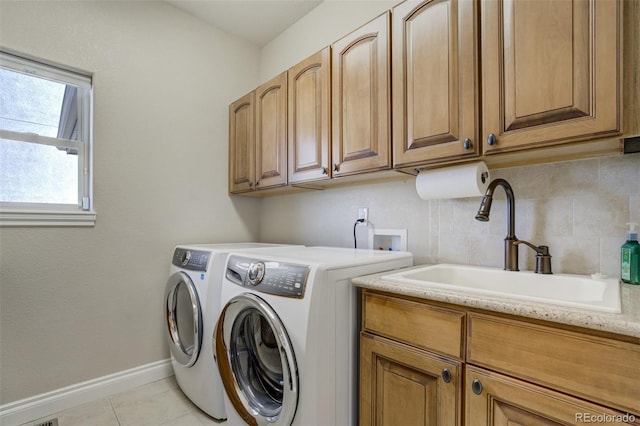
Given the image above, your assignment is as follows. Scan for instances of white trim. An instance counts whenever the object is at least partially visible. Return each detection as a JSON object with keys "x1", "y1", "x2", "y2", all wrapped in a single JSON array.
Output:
[
  {"x1": 1, "y1": 50, "x2": 92, "y2": 88},
  {"x1": 0, "y1": 359, "x2": 173, "y2": 426},
  {"x1": 0, "y1": 129, "x2": 84, "y2": 150},
  {"x1": 0, "y1": 209, "x2": 96, "y2": 227}
]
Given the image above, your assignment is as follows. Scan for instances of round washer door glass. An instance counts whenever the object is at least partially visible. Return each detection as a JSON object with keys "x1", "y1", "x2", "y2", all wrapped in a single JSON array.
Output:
[
  {"x1": 215, "y1": 293, "x2": 298, "y2": 426},
  {"x1": 165, "y1": 271, "x2": 202, "y2": 367}
]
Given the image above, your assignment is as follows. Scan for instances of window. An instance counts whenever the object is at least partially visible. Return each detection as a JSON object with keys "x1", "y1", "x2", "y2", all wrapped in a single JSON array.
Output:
[{"x1": 0, "y1": 50, "x2": 94, "y2": 226}]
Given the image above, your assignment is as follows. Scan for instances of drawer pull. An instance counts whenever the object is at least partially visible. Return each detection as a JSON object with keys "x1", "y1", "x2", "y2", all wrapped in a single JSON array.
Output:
[
  {"x1": 472, "y1": 379, "x2": 483, "y2": 395},
  {"x1": 487, "y1": 133, "x2": 496, "y2": 146},
  {"x1": 442, "y1": 368, "x2": 452, "y2": 383}
]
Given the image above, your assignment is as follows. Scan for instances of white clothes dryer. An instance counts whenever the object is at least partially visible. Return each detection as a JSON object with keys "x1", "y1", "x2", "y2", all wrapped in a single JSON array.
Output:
[
  {"x1": 164, "y1": 243, "x2": 296, "y2": 420},
  {"x1": 214, "y1": 247, "x2": 413, "y2": 425}
]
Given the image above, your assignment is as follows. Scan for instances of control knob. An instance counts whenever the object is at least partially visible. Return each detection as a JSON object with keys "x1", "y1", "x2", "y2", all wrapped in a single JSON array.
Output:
[
  {"x1": 180, "y1": 250, "x2": 191, "y2": 266},
  {"x1": 247, "y1": 262, "x2": 266, "y2": 286}
]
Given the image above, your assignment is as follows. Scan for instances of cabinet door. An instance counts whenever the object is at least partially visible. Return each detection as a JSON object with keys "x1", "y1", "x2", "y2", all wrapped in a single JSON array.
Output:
[
  {"x1": 288, "y1": 47, "x2": 331, "y2": 184},
  {"x1": 360, "y1": 333, "x2": 461, "y2": 426},
  {"x1": 229, "y1": 92, "x2": 255, "y2": 193},
  {"x1": 392, "y1": 0, "x2": 479, "y2": 168},
  {"x1": 466, "y1": 365, "x2": 637, "y2": 426},
  {"x1": 481, "y1": 0, "x2": 621, "y2": 153},
  {"x1": 332, "y1": 12, "x2": 391, "y2": 177},
  {"x1": 255, "y1": 72, "x2": 287, "y2": 189}
]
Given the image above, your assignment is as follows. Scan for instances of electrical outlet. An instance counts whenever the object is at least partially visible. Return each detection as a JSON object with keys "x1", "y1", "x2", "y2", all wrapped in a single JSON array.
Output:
[{"x1": 358, "y1": 207, "x2": 368, "y2": 221}]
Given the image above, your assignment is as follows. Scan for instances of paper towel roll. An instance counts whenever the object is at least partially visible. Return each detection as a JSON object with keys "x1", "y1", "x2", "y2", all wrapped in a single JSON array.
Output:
[{"x1": 416, "y1": 161, "x2": 490, "y2": 200}]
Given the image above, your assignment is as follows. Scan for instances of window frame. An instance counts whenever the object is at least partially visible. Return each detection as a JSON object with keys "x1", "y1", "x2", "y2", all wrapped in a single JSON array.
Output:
[{"x1": 0, "y1": 50, "x2": 95, "y2": 227}]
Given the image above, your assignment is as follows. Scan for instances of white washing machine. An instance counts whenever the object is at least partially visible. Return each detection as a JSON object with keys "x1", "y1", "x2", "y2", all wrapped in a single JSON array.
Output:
[
  {"x1": 214, "y1": 246, "x2": 413, "y2": 425},
  {"x1": 164, "y1": 243, "x2": 296, "y2": 420}
]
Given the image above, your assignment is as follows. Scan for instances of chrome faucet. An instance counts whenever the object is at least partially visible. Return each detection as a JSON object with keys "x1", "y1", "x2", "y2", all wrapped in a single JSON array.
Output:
[{"x1": 475, "y1": 178, "x2": 552, "y2": 274}]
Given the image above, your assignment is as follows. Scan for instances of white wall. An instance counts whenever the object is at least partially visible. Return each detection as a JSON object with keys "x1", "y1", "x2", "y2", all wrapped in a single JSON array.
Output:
[
  {"x1": 0, "y1": 0, "x2": 261, "y2": 404},
  {"x1": 258, "y1": 2, "x2": 640, "y2": 273}
]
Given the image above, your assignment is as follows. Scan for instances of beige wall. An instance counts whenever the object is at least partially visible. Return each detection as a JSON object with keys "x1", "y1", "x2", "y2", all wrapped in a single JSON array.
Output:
[
  {"x1": 258, "y1": 2, "x2": 640, "y2": 275},
  {"x1": 0, "y1": 1, "x2": 261, "y2": 403}
]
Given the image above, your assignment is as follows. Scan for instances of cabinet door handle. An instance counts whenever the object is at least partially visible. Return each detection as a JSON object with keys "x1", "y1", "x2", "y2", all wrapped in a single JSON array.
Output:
[
  {"x1": 487, "y1": 133, "x2": 496, "y2": 146},
  {"x1": 472, "y1": 379, "x2": 483, "y2": 395},
  {"x1": 333, "y1": 163, "x2": 339, "y2": 172},
  {"x1": 463, "y1": 138, "x2": 472, "y2": 150},
  {"x1": 248, "y1": 181, "x2": 253, "y2": 187},
  {"x1": 255, "y1": 180, "x2": 260, "y2": 187},
  {"x1": 321, "y1": 167, "x2": 328, "y2": 175},
  {"x1": 441, "y1": 368, "x2": 452, "y2": 383}
]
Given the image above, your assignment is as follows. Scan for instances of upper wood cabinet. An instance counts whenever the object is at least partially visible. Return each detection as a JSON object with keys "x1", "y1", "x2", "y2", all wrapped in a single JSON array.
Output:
[
  {"x1": 255, "y1": 71, "x2": 288, "y2": 189},
  {"x1": 288, "y1": 47, "x2": 331, "y2": 184},
  {"x1": 229, "y1": 92, "x2": 255, "y2": 193},
  {"x1": 332, "y1": 12, "x2": 392, "y2": 177},
  {"x1": 230, "y1": 0, "x2": 630, "y2": 195},
  {"x1": 481, "y1": 0, "x2": 621, "y2": 153},
  {"x1": 392, "y1": 0, "x2": 480, "y2": 169},
  {"x1": 229, "y1": 72, "x2": 288, "y2": 194}
]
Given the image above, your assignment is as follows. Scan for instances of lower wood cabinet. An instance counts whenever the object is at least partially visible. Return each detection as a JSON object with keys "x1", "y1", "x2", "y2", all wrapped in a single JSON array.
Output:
[
  {"x1": 466, "y1": 365, "x2": 638, "y2": 426},
  {"x1": 360, "y1": 290, "x2": 640, "y2": 426},
  {"x1": 360, "y1": 333, "x2": 462, "y2": 426},
  {"x1": 467, "y1": 312, "x2": 640, "y2": 414}
]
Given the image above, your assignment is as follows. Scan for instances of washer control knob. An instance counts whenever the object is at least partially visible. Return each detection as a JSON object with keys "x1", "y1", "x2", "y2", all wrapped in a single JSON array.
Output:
[
  {"x1": 180, "y1": 250, "x2": 191, "y2": 266},
  {"x1": 248, "y1": 262, "x2": 266, "y2": 286}
]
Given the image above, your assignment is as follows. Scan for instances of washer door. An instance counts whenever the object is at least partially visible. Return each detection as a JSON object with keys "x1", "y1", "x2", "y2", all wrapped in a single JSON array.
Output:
[
  {"x1": 165, "y1": 271, "x2": 203, "y2": 367},
  {"x1": 215, "y1": 293, "x2": 298, "y2": 426}
]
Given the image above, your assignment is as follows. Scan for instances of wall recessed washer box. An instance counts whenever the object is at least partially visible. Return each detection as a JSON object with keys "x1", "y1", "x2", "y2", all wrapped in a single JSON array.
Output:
[{"x1": 368, "y1": 228, "x2": 407, "y2": 251}]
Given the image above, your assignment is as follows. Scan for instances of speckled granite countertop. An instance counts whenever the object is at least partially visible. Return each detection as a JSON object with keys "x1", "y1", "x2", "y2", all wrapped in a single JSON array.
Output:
[{"x1": 352, "y1": 266, "x2": 640, "y2": 340}]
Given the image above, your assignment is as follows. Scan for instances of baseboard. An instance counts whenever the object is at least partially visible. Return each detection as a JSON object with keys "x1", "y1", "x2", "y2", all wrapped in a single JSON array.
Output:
[{"x1": 0, "y1": 359, "x2": 173, "y2": 426}]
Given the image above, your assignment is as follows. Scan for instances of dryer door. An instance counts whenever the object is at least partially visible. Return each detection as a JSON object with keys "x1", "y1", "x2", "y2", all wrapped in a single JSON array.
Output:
[
  {"x1": 165, "y1": 271, "x2": 203, "y2": 367},
  {"x1": 215, "y1": 293, "x2": 298, "y2": 426}
]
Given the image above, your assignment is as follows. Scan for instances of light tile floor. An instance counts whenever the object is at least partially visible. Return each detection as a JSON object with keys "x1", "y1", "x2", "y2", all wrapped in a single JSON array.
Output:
[{"x1": 21, "y1": 377, "x2": 223, "y2": 426}]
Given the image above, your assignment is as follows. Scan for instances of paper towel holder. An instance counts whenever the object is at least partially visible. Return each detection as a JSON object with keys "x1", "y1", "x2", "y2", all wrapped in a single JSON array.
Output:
[{"x1": 415, "y1": 166, "x2": 489, "y2": 184}]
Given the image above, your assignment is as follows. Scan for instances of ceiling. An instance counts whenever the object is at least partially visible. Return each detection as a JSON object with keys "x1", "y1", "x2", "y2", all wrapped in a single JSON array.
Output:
[{"x1": 165, "y1": 0, "x2": 323, "y2": 47}]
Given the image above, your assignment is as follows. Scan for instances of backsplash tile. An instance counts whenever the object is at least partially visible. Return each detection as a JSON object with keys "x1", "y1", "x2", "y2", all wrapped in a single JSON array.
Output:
[
  {"x1": 599, "y1": 154, "x2": 640, "y2": 195},
  {"x1": 547, "y1": 158, "x2": 600, "y2": 198},
  {"x1": 259, "y1": 153, "x2": 640, "y2": 278},
  {"x1": 528, "y1": 197, "x2": 573, "y2": 238},
  {"x1": 573, "y1": 195, "x2": 629, "y2": 237}
]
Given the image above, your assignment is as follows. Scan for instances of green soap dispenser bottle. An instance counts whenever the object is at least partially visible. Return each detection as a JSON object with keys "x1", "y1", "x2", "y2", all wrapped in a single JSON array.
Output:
[{"x1": 621, "y1": 222, "x2": 640, "y2": 285}]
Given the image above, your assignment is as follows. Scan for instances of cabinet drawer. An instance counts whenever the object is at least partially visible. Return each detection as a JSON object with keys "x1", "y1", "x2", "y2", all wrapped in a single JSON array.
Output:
[
  {"x1": 467, "y1": 313, "x2": 640, "y2": 415},
  {"x1": 362, "y1": 291, "x2": 465, "y2": 359}
]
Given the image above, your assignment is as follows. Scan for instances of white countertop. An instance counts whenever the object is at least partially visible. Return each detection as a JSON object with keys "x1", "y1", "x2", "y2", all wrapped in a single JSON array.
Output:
[{"x1": 352, "y1": 266, "x2": 640, "y2": 339}]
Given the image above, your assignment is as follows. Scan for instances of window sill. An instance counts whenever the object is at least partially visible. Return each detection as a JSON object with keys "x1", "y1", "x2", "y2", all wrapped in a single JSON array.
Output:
[{"x1": 0, "y1": 208, "x2": 96, "y2": 227}]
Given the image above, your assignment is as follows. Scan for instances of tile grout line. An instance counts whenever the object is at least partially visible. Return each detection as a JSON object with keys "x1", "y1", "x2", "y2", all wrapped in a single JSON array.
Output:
[{"x1": 107, "y1": 397, "x2": 122, "y2": 426}]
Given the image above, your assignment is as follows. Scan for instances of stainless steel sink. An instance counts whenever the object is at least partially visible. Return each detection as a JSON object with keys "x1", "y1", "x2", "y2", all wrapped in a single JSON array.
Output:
[{"x1": 381, "y1": 264, "x2": 621, "y2": 313}]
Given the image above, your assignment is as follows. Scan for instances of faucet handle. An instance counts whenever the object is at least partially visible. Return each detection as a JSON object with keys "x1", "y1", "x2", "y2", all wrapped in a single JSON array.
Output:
[
  {"x1": 514, "y1": 240, "x2": 553, "y2": 274},
  {"x1": 537, "y1": 245, "x2": 550, "y2": 256}
]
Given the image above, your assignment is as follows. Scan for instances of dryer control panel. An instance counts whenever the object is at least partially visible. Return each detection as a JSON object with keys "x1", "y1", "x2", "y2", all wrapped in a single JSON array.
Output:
[
  {"x1": 172, "y1": 248, "x2": 210, "y2": 271},
  {"x1": 226, "y1": 255, "x2": 310, "y2": 298}
]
